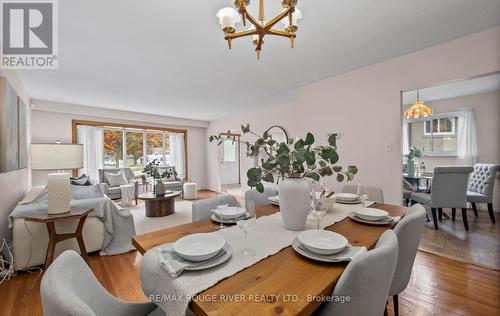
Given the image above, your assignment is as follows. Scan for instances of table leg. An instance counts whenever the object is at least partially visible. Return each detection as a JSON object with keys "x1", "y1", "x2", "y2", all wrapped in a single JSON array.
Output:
[
  {"x1": 45, "y1": 222, "x2": 56, "y2": 269},
  {"x1": 75, "y1": 214, "x2": 89, "y2": 263}
]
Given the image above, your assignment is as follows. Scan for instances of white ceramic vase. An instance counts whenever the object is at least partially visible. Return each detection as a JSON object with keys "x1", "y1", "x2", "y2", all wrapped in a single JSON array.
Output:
[{"x1": 278, "y1": 178, "x2": 311, "y2": 230}]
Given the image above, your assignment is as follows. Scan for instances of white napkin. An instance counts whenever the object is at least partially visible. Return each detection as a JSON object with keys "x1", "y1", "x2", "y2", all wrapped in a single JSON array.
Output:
[{"x1": 159, "y1": 244, "x2": 227, "y2": 278}]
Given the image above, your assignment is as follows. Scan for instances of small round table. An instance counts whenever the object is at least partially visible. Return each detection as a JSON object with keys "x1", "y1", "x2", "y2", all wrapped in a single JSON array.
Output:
[{"x1": 138, "y1": 191, "x2": 181, "y2": 217}]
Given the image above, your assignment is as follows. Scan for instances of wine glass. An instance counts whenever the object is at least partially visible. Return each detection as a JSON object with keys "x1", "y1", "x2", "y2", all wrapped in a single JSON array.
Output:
[
  {"x1": 357, "y1": 184, "x2": 369, "y2": 207},
  {"x1": 215, "y1": 203, "x2": 229, "y2": 230},
  {"x1": 237, "y1": 200, "x2": 256, "y2": 256}
]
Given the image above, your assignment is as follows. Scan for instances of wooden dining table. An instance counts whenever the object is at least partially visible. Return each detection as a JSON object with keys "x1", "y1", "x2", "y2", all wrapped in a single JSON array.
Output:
[{"x1": 132, "y1": 202, "x2": 406, "y2": 316}]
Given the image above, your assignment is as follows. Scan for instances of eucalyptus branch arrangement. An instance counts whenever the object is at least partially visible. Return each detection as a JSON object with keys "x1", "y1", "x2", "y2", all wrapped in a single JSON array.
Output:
[
  {"x1": 209, "y1": 124, "x2": 358, "y2": 193},
  {"x1": 143, "y1": 159, "x2": 176, "y2": 180}
]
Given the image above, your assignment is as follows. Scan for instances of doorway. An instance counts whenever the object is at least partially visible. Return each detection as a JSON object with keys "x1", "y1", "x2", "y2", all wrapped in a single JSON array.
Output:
[{"x1": 219, "y1": 134, "x2": 241, "y2": 188}]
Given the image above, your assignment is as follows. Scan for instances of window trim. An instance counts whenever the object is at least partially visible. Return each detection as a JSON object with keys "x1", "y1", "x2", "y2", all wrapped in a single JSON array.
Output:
[
  {"x1": 72, "y1": 119, "x2": 188, "y2": 179},
  {"x1": 423, "y1": 117, "x2": 456, "y2": 136}
]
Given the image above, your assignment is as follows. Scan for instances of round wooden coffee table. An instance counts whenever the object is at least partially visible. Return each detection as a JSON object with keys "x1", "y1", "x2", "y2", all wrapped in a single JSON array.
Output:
[{"x1": 138, "y1": 191, "x2": 181, "y2": 217}]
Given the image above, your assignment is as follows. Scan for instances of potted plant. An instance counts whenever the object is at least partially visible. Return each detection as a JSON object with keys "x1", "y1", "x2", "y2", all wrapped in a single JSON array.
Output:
[
  {"x1": 210, "y1": 124, "x2": 358, "y2": 230},
  {"x1": 143, "y1": 159, "x2": 177, "y2": 196},
  {"x1": 407, "y1": 147, "x2": 423, "y2": 177}
]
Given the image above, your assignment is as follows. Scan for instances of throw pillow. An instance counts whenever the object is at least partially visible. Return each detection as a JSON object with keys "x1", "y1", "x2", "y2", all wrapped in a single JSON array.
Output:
[
  {"x1": 71, "y1": 174, "x2": 92, "y2": 186},
  {"x1": 105, "y1": 170, "x2": 128, "y2": 187},
  {"x1": 71, "y1": 185, "x2": 105, "y2": 200}
]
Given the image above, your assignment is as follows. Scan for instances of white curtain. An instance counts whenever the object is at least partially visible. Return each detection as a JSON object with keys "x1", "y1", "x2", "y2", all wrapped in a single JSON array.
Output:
[
  {"x1": 169, "y1": 132, "x2": 186, "y2": 179},
  {"x1": 457, "y1": 108, "x2": 478, "y2": 165},
  {"x1": 402, "y1": 119, "x2": 409, "y2": 156},
  {"x1": 77, "y1": 125, "x2": 104, "y2": 184}
]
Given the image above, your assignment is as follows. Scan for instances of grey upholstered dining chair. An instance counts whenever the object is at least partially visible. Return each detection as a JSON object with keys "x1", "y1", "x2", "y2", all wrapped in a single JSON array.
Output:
[
  {"x1": 411, "y1": 166, "x2": 473, "y2": 231},
  {"x1": 467, "y1": 163, "x2": 499, "y2": 224},
  {"x1": 244, "y1": 187, "x2": 278, "y2": 207},
  {"x1": 41, "y1": 250, "x2": 165, "y2": 316},
  {"x1": 342, "y1": 184, "x2": 384, "y2": 203},
  {"x1": 318, "y1": 230, "x2": 398, "y2": 316},
  {"x1": 389, "y1": 204, "x2": 426, "y2": 316},
  {"x1": 192, "y1": 194, "x2": 239, "y2": 222}
]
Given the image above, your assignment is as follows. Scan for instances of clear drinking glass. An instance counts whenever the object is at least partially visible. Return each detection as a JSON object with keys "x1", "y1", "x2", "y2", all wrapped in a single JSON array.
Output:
[
  {"x1": 237, "y1": 200, "x2": 256, "y2": 256},
  {"x1": 357, "y1": 184, "x2": 369, "y2": 207},
  {"x1": 216, "y1": 203, "x2": 229, "y2": 230}
]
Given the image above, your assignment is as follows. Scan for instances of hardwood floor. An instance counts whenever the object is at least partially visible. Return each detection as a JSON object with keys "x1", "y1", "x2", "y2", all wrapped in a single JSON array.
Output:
[{"x1": 1, "y1": 250, "x2": 498, "y2": 315}]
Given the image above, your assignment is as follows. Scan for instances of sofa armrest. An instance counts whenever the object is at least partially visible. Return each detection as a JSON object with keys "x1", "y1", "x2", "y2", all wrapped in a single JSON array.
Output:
[{"x1": 99, "y1": 183, "x2": 109, "y2": 195}]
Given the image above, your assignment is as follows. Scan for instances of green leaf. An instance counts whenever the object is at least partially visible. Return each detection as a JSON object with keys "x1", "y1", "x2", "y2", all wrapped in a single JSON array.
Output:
[
  {"x1": 262, "y1": 173, "x2": 274, "y2": 183},
  {"x1": 347, "y1": 166, "x2": 358, "y2": 175},
  {"x1": 336, "y1": 173, "x2": 344, "y2": 182},
  {"x1": 247, "y1": 168, "x2": 261, "y2": 181},
  {"x1": 304, "y1": 133, "x2": 315, "y2": 145},
  {"x1": 332, "y1": 166, "x2": 342, "y2": 172},
  {"x1": 277, "y1": 155, "x2": 290, "y2": 168},
  {"x1": 319, "y1": 160, "x2": 327, "y2": 168},
  {"x1": 329, "y1": 150, "x2": 339, "y2": 164},
  {"x1": 346, "y1": 172, "x2": 354, "y2": 181},
  {"x1": 304, "y1": 150, "x2": 316, "y2": 165},
  {"x1": 209, "y1": 136, "x2": 215, "y2": 142},
  {"x1": 263, "y1": 130, "x2": 269, "y2": 139},
  {"x1": 247, "y1": 179, "x2": 257, "y2": 187},
  {"x1": 305, "y1": 172, "x2": 320, "y2": 182},
  {"x1": 256, "y1": 182, "x2": 265, "y2": 193},
  {"x1": 294, "y1": 139, "x2": 305, "y2": 150},
  {"x1": 267, "y1": 139, "x2": 276, "y2": 146},
  {"x1": 277, "y1": 143, "x2": 290, "y2": 155},
  {"x1": 328, "y1": 133, "x2": 337, "y2": 147}
]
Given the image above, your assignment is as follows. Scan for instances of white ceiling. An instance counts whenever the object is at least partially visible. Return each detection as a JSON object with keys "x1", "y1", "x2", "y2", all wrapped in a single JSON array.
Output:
[
  {"x1": 402, "y1": 73, "x2": 500, "y2": 105},
  {"x1": 17, "y1": 0, "x2": 500, "y2": 121}
]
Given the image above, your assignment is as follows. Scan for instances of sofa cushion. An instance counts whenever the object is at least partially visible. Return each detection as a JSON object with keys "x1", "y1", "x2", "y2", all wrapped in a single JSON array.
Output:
[
  {"x1": 107, "y1": 186, "x2": 122, "y2": 195},
  {"x1": 105, "y1": 171, "x2": 128, "y2": 187},
  {"x1": 71, "y1": 185, "x2": 105, "y2": 200}
]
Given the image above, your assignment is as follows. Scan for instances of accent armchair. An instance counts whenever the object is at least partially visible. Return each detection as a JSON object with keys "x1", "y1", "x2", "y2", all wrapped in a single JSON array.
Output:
[
  {"x1": 467, "y1": 163, "x2": 499, "y2": 224},
  {"x1": 411, "y1": 166, "x2": 473, "y2": 231},
  {"x1": 98, "y1": 168, "x2": 139, "y2": 205},
  {"x1": 158, "y1": 166, "x2": 184, "y2": 193}
]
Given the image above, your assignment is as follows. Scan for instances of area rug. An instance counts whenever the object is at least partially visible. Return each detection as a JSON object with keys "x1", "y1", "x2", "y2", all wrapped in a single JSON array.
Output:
[
  {"x1": 127, "y1": 199, "x2": 194, "y2": 235},
  {"x1": 418, "y1": 209, "x2": 499, "y2": 270}
]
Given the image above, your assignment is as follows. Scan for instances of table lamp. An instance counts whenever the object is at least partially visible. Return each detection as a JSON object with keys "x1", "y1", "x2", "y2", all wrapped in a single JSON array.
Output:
[{"x1": 31, "y1": 144, "x2": 83, "y2": 214}]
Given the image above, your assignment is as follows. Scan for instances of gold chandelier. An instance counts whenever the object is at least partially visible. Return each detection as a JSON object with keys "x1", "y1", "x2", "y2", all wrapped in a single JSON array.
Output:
[
  {"x1": 404, "y1": 90, "x2": 433, "y2": 119},
  {"x1": 216, "y1": 0, "x2": 302, "y2": 59}
]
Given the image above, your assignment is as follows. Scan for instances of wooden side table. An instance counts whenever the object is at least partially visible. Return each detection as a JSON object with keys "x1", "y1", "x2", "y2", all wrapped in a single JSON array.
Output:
[{"x1": 24, "y1": 207, "x2": 93, "y2": 269}]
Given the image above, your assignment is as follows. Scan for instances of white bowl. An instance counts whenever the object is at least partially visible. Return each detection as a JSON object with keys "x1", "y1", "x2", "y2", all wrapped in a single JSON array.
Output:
[
  {"x1": 298, "y1": 230, "x2": 348, "y2": 255},
  {"x1": 213, "y1": 207, "x2": 247, "y2": 220},
  {"x1": 354, "y1": 208, "x2": 389, "y2": 221},
  {"x1": 216, "y1": 204, "x2": 229, "y2": 210},
  {"x1": 173, "y1": 233, "x2": 226, "y2": 262},
  {"x1": 334, "y1": 193, "x2": 359, "y2": 201}
]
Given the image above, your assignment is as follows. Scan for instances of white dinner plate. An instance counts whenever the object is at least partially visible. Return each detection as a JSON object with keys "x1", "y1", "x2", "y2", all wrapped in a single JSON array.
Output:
[
  {"x1": 291, "y1": 238, "x2": 354, "y2": 263},
  {"x1": 298, "y1": 230, "x2": 348, "y2": 255},
  {"x1": 211, "y1": 212, "x2": 250, "y2": 224},
  {"x1": 173, "y1": 233, "x2": 226, "y2": 262},
  {"x1": 184, "y1": 244, "x2": 233, "y2": 271},
  {"x1": 334, "y1": 198, "x2": 362, "y2": 204},
  {"x1": 353, "y1": 208, "x2": 389, "y2": 221},
  {"x1": 212, "y1": 207, "x2": 247, "y2": 220},
  {"x1": 348, "y1": 212, "x2": 396, "y2": 226},
  {"x1": 334, "y1": 193, "x2": 359, "y2": 201}
]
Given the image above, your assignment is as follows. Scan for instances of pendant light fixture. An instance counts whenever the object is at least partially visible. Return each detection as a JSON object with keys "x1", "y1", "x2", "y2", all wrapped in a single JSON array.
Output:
[{"x1": 404, "y1": 90, "x2": 433, "y2": 119}]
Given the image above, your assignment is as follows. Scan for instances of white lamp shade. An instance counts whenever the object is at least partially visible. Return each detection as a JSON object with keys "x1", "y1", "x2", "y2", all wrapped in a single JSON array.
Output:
[
  {"x1": 282, "y1": 8, "x2": 302, "y2": 27},
  {"x1": 216, "y1": 7, "x2": 241, "y2": 29},
  {"x1": 31, "y1": 144, "x2": 83, "y2": 170}
]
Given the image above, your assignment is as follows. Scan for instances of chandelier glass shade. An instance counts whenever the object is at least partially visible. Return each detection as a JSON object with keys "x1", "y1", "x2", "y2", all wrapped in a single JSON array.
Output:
[
  {"x1": 404, "y1": 90, "x2": 433, "y2": 119},
  {"x1": 216, "y1": 0, "x2": 302, "y2": 59}
]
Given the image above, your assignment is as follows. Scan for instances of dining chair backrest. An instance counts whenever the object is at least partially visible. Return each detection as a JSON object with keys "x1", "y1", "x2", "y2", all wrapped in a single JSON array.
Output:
[
  {"x1": 390, "y1": 204, "x2": 426, "y2": 296},
  {"x1": 318, "y1": 230, "x2": 398, "y2": 316},
  {"x1": 41, "y1": 250, "x2": 158, "y2": 316},
  {"x1": 468, "y1": 164, "x2": 500, "y2": 201},
  {"x1": 192, "y1": 194, "x2": 239, "y2": 222},
  {"x1": 244, "y1": 187, "x2": 277, "y2": 207},
  {"x1": 342, "y1": 184, "x2": 384, "y2": 203},
  {"x1": 431, "y1": 166, "x2": 473, "y2": 208}
]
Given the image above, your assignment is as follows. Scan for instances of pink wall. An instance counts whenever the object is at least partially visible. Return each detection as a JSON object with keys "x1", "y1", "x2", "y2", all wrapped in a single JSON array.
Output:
[
  {"x1": 0, "y1": 70, "x2": 31, "y2": 242},
  {"x1": 207, "y1": 27, "x2": 500, "y2": 204}
]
